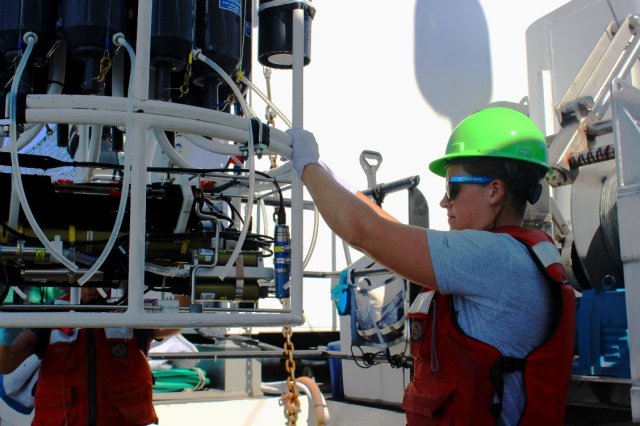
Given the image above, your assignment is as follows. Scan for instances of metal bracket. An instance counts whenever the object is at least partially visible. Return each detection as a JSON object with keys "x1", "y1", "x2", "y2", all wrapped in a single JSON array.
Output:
[
  {"x1": 239, "y1": 119, "x2": 270, "y2": 159},
  {"x1": 549, "y1": 15, "x2": 640, "y2": 173}
]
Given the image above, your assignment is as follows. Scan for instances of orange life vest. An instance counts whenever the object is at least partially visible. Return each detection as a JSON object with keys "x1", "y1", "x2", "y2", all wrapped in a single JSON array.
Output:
[
  {"x1": 402, "y1": 227, "x2": 576, "y2": 425},
  {"x1": 33, "y1": 328, "x2": 158, "y2": 426}
]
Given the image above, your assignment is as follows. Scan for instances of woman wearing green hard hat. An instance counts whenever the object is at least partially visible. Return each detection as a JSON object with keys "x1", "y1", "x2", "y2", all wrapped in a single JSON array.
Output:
[
  {"x1": 288, "y1": 106, "x2": 575, "y2": 426},
  {"x1": 430, "y1": 106, "x2": 552, "y2": 229}
]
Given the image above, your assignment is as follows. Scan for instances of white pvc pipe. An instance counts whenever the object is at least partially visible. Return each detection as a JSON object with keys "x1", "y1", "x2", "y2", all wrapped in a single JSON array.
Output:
[
  {"x1": 126, "y1": 0, "x2": 153, "y2": 314},
  {"x1": 26, "y1": 95, "x2": 248, "y2": 131},
  {"x1": 26, "y1": 109, "x2": 246, "y2": 142},
  {"x1": 69, "y1": 287, "x2": 81, "y2": 305},
  {"x1": 27, "y1": 108, "x2": 128, "y2": 126},
  {"x1": 289, "y1": 8, "x2": 305, "y2": 320},
  {"x1": 24, "y1": 94, "x2": 289, "y2": 143},
  {"x1": 268, "y1": 140, "x2": 292, "y2": 158},
  {"x1": 182, "y1": 134, "x2": 242, "y2": 155},
  {"x1": 292, "y1": 9, "x2": 304, "y2": 137},
  {"x1": 25, "y1": 106, "x2": 293, "y2": 160},
  {"x1": 0, "y1": 311, "x2": 305, "y2": 328},
  {"x1": 24, "y1": 94, "x2": 294, "y2": 154},
  {"x1": 89, "y1": 125, "x2": 103, "y2": 162}
]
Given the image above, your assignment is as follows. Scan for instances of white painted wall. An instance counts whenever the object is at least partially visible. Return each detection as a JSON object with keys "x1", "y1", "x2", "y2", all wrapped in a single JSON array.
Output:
[{"x1": 250, "y1": 0, "x2": 574, "y2": 331}]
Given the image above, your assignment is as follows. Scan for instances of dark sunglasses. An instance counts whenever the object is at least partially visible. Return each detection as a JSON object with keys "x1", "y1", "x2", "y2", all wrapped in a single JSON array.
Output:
[{"x1": 445, "y1": 176, "x2": 494, "y2": 202}]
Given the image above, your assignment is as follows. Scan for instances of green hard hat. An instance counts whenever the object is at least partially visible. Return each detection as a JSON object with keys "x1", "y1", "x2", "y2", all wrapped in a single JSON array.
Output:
[{"x1": 429, "y1": 107, "x2": 550, "y2": 177}]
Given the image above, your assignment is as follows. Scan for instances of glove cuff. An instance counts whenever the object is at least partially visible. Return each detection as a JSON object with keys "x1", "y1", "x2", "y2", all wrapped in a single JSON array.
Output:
[{"x1": 318, "y1": 160, "x2": 358, "y2": 194}]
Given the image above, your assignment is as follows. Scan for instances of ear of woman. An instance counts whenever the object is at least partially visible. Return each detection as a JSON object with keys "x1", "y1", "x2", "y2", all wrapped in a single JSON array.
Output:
[{"x1": 487, "y1": 179, "x2": 507, "y2": 205}]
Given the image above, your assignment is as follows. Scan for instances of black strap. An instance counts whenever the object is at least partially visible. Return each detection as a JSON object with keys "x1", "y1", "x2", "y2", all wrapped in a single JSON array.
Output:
[
  {"x1": 490, "y1": 356, "x2": 526, "y2": 418},
  {"x1": 260, "y1": 122, "x2": 271, "y2": 147},
  {"x1": 250, "y1": 118, "x2": 261, "y2": 147},
  {"x1": 14, "y1": 92, "x2": 27, "y2": 123},
  {"x1": 488, "y1": 231, "x2": 564, "y2": 418}
]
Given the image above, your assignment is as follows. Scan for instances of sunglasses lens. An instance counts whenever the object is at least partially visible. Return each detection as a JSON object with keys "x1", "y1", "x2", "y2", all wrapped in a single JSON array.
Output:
[
  {"x1": 445, "y1": 176, "x2": 494, "y2": 202},
  {"x1": 446, "y1": 182, "x2": 460, "y2": 201}
]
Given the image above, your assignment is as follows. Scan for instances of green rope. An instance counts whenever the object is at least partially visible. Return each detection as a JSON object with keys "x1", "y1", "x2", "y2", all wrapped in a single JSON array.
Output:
[{"x1": 152, "y1": 368, "x2": 210, "y2": 393}]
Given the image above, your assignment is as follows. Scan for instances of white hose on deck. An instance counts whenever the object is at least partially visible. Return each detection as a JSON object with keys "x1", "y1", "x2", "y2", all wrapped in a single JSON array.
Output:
[
  {"x1": 262, "y1": 377, "x2": 331, "y2": 425},
  {"x1": 298, "y1": 376, "x2": 331, "y2": 426}
]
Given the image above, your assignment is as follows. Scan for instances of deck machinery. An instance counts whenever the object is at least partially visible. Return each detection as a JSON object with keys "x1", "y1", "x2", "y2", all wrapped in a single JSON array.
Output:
[{"x1": 526, "y1": 0, "x2": 640, "y2": 419}]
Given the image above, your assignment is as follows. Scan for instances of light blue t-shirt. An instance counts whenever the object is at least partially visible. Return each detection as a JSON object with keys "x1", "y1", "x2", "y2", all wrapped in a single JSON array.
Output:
[{"x1": 427, "y1": 229, "x2": 552, "y2": 426}]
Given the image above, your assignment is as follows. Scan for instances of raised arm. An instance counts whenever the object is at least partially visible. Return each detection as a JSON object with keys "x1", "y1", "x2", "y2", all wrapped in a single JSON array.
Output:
[{"x1": 289, "y1": 129, "x2": 437, "y2": 289}]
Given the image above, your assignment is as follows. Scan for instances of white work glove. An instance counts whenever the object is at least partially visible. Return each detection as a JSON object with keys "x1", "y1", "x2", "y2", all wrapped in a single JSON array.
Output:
[{"x1": 286, "y1": 127, "x2": 320, "y2": 179}]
